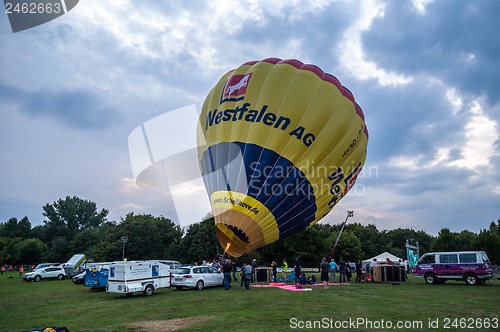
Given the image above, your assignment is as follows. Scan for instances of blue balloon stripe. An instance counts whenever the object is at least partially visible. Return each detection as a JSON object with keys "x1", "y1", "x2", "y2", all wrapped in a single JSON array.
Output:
[{"x1": 200, "y1": 142, "x2": 317, "y2": 235}]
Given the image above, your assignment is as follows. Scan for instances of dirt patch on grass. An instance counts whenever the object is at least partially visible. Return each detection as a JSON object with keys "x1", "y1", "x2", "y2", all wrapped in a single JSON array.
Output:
[{"x1": 125, "y1": 316, "x2": 212, "y2": 331}]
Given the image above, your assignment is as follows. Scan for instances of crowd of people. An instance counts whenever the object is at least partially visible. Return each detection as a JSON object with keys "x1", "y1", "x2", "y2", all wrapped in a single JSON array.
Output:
[
  {"x1": 192, "y1": 255, "x2": 380, "y2": 291},
  {"x1": 193, "y1": 256, "x2": 258, "y2": 290},
  {"x1": 1, "y1": 264, "x2": 28, "y2": 277},
  {"x1": 316, "y1": 257, "x2": 366, "y2": 289},
  {"x1": 286, "y1": 256, "x2": 406, "y2": 288}
]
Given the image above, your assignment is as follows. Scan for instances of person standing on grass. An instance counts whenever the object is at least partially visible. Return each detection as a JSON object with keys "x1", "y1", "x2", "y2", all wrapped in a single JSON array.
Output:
[
  {"x1": 231, "y1": 260, "x2": 238, "y2": 282},
  {"x1": 345, "y1": 260, "x2": 352, "y2": 282},
  {"x1": 271, "y1": 261, "x2": 277, "y2": 282},
  {"x1": 338, "y1": 257, "x2": 346, "y2": 283},
  {"x1": 281, "y1": 258, "x2": 288, "y2": 284},
  {"x1": 355, "y1": 260, "x2": 362, "y2": 283},
  {"x1": 240, "y1": 262, "x2": 247, "y2": 289},
  {"x1": 320, "y1": 258, "x2": 330, "y2": 290},
  {"x1": 19, "y1": 265, "x2": 24, "y2": 278},
  {"x1": 250, "y1": 258, "x2": 257, "y2": 282},
  {"x1": 369, "y1": 258, "x2": 377, "y2": 282},
  {"x1": 329, "y1": 259, "x2": 337, "y2": 283},
  {"x1": 243, "y1": 261, "x2": 253, "y2": 289},
  {"x1": 294, "y1": 257, "x2": 301, "y2": 283},
  {"x1": 222, "y1": 259, "x2": 233, "y2": 290}
]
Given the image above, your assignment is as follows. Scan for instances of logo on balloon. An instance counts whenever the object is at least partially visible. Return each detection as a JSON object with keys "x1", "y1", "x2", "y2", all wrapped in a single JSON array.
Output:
[{"x1": 220, "y1": 73, "x2": 252, "y2": 104}]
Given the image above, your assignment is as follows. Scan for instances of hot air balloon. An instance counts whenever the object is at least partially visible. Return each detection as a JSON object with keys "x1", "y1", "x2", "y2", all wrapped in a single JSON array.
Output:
[{"x1": 197, "y1": 58, "x2": 368, "y2": 257}]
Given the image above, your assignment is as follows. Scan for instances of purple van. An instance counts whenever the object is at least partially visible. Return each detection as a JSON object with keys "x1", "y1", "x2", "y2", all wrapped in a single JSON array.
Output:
[{"x1": 414, "y1": 251, "x2": 494, "y2": 285}]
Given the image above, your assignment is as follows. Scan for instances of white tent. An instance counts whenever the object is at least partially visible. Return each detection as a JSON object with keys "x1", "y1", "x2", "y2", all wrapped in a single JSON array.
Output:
[{"x1": 363, "y1": 251, "x2": 404, "y2": 265}]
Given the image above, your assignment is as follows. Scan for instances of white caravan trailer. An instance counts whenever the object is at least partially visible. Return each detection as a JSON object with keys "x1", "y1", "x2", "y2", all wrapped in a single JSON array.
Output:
[{"x1": 106, "y1": 261, "x2": 172, "y2": 296}]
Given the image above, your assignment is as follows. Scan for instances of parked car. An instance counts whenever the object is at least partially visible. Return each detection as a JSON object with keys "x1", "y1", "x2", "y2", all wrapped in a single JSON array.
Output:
[
  {"x1": 171, "y1": 266, "x2": 224, "y2": 290},
  {"x1": 32, "y1": 263, "x2": 60, "y2": 272},
  {"x1": 414, "y1": 251, "x2": 494, "y2": 285},
  {"x1": 157, "y1": 260, "x2": 182, "y2": 269},
  {"x1": 24, "y1": 266, "x2": 66, "y2": 282},
  {"x1": 72, "y1": 271, "x2": 86, "y2": 285}
]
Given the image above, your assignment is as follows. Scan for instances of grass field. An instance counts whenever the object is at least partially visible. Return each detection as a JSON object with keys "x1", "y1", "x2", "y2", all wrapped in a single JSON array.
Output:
[{"x1": 0, "y1": 272, "x2": 499, "y2": 331}]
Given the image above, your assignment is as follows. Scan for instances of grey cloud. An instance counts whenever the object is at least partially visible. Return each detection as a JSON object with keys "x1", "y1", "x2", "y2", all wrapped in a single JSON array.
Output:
[
  {"x1": 1, "y1": 83, "x2": 122, "y2": 130},
  {"x1": 362, "y1": 0, "x2": 500, "y2": 105},
  {"x1": 359, "y1": 80, "x2": 465, "y2": 163}
]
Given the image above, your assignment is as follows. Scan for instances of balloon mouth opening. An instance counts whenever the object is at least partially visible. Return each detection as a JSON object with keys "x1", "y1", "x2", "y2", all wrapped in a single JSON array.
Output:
[
  {"x1": 212, "y1": 206, "x2": 269, "y2": 257},
  {"x1": 226, "y1": 225, "x2": 249, "y2": 242},
  {"x1": 216, "y1": 224, "x2": 251, "y2": 257}
]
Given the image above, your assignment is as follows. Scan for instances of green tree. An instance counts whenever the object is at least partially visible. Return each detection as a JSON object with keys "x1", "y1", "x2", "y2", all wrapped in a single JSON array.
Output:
[
  {"x1": 431, "y1": 228, "x2": 459, "y2": 251},
  {"x1": 47, "y1": 236, "x2": 71, "y2": 262},
  {"x1": 0, "y1": 217, "x2": 32, "y2": 239},
  {"x1": 456, "y1": 230, "x2": 477, "y2": 250},
  {"x1": 254, "y1": 239, "x2": 287, "y2": 267},
  {"x1": 345, "y1": 223, "x2": 383, "y2": 259},
  {"x1": 328, "y1": 230, "x2": 363, "y2": 262},
  {"x1": 88, "y1": 239, "x2": 121, "y2": 262},
  {"x1": 16, "y1": 238, "x2": 48, "y2": 265},
  {"x1": 177, "y1": 217, "x2": 222, "y2": 264},
  {"x1": 412, "y1": 230, "x2": 434, "y2": 255},
  {"x1": 30, "y1": 224, "x2": 47, "y2": 242},
  {"x1": 280, "y1": 225, "x2": 330, "y2": 267},
  {"x1": 381, "y1": 228, "x2": 434, "y2": 259},
  {"x1": 487, "y1": 220, "x2": 500, "y2": 238},
  {"x1": 43, "y1": 196, "x2": 109, "y2": 240},
  {"x1": 70, "y1": 228, "x2": 104, "y2": 255},
  {"x1": 115, "y1": 213, "x2": 183, "y2": 261},
  {"x1": 472, "y1": 228, "x2": 500, "y2": 265},
  {"x1": 0, "y1": 237, "x2": 16, "y2": 264}
]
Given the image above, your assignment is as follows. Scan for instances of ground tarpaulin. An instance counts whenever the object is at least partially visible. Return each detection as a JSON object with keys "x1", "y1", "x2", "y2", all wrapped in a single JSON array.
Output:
[{"x1": 251, "y1": 282, "x2": 350, "y2": 291}]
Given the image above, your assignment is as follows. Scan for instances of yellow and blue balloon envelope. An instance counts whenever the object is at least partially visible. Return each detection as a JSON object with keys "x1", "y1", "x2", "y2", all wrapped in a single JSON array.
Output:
[{"x1": 197, "y1": 58, "x2": 368, "y2": 257}]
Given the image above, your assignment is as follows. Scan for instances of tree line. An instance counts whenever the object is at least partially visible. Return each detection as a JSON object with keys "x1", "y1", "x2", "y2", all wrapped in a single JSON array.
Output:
[{"x1": 1, "y1": 196, "x2": 499, "y2": 267}]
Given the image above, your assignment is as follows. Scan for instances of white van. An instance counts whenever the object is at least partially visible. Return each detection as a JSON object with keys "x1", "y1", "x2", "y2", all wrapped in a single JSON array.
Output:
[
  {"x1": 106, "y1": 261, "x2": 172, "y2": 296},
  {"x1": 157, "y1": 260, "x2": 182, "y2": 269},
  {"x1": 414, "y1": 251, "x2": 494, "y2": 285}
]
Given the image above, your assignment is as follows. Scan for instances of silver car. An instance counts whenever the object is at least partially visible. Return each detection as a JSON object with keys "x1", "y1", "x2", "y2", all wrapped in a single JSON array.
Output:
[
  {"x1": 24, "y1": 266, "x2": 66, "y2": 282},
  {"x1": 171, "y1": 266, "x2": 224, "y2": 290}
]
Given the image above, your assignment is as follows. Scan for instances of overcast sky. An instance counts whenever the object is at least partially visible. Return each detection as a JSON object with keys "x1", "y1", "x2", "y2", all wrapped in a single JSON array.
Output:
[{"x1": 1, "y1": 0, "x2": 499, "y2": 236}]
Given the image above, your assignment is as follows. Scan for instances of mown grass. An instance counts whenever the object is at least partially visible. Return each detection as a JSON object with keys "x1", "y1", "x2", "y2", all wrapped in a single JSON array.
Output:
[{"x1": 0, "y1": 272, "x2": 499, "y2": 331}]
